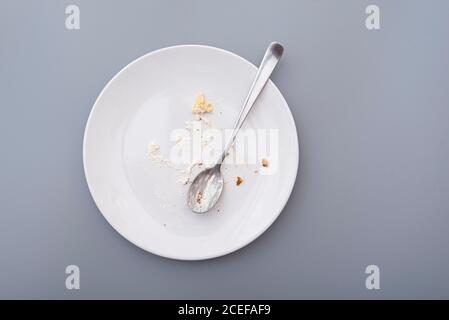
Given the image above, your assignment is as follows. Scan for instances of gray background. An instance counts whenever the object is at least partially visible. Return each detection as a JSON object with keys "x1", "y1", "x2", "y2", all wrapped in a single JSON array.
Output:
[{"x1": 1, "y1": 0, "x2": 448, "y2": 299}]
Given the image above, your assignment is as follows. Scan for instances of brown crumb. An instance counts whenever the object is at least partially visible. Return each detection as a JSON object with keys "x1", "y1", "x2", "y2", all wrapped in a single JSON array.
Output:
[
  {"x1": 196, "y1": 191, "x2": 203, "y2": 204},
  {"x1": 254, "y1": 170, "x2": 259, "y2": 174},
  {"x1": 236, "y1": 176, "x2": 244, "y2": 186},
  {"x1": 262, "y1": 158, "x2": 269, "y2": 167}
]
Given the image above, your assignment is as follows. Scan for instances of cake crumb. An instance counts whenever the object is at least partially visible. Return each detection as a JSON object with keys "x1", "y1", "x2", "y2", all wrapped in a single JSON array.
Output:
[
  {"x1": 196, "y1": 191, "x2": 203, "y2": 204},
  {"x1": 147, "y1": 142, "x2": 160, "y2": 155},
  {"x1": 236, "y1": 176, "x2": 244, "y2": 186},
  {"x1": 192, "y1": 93, "x2": 214, "y2": 114},
  {"x1": 261, "y1": 158, "x2": 269, "y2": 167}
]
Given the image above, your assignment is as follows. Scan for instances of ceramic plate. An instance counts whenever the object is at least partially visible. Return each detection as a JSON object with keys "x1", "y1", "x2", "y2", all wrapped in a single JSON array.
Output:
[{"x1": 83, "y1": 45, "x2": 298, "y2": 260}]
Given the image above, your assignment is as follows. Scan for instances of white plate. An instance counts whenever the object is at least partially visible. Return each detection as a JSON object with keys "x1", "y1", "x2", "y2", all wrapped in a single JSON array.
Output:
[{"x1": 83, "y1": 45, "x2": 298, "y2": 260}]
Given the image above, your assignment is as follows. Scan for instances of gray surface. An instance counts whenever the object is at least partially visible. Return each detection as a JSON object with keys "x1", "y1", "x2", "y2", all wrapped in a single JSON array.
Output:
[{"x1": 1, "y1": 0, "x2": 448, "y2": 299}]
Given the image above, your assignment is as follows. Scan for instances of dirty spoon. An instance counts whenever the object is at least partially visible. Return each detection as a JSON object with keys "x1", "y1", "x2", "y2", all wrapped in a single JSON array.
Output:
[{"x1": 187, "y1": 42, "x2": 284, "y2": 213}]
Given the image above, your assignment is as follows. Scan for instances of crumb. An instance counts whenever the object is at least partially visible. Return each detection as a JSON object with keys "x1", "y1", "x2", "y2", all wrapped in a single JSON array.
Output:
[
  {"x1": 217, "y1": 209, "x2": 220, "y2": 213},
  {"x1": 196, "y1": 191, "x2": 203, "y2": 204},
  {"x1": 178, "y1": 175, "x2": 190, "y2": 185},
  {"x1": 147, "y1": 142, "x2": 160, "y2": 154},
  {"x1": 192, "y1": 93, "x2": 214, "y2": 114},
  {"x1": 262, "y1": 158, "x2": 269, "y2": 167},
  {"x1": 163, "y1": 223, "x2": 167, "y2": 227},
  {"x1": 236, "y1": 176, "x2": 244, "y2": 186},
  {"x1": 254, "y1": 170, "x2": 259, "y2": 174},
  {"x1": 147, "y1": 142, "x2": 168, "y2": 165},
  {"x1": 199, "y1": 115, "x2": 211, "y2": 126}
]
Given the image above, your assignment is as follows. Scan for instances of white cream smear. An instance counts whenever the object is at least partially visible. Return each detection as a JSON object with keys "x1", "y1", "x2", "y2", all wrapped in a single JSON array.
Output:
[{"x1": 147, "y1": 94, "x2": 219, "y2": 185}]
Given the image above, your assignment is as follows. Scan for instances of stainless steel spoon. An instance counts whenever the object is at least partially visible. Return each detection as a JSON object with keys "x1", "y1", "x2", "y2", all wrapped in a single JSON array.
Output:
[{"x1": 187, "y1": 42, "x2": 284, "y2": 213}]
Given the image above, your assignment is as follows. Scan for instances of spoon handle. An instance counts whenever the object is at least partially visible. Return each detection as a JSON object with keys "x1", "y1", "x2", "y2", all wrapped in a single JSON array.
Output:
[{"x1": 219, "y1": 42, "x2": 284, "y2": 164}]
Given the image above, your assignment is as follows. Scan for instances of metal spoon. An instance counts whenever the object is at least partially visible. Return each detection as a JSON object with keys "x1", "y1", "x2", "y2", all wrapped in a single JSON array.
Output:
[{"x1": 187, "y1": 42, "x2": 284, "y2": 213}]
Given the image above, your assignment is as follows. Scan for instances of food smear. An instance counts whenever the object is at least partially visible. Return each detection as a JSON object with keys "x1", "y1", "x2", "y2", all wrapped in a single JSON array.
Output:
[{"x1": 147, "y1": 94, "x2": 217, "y2": 184}]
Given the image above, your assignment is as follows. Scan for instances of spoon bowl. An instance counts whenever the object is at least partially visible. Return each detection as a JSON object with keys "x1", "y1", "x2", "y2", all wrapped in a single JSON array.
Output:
[{"x1": 187, "y1": 165, "x2": 224, "y2": 213}]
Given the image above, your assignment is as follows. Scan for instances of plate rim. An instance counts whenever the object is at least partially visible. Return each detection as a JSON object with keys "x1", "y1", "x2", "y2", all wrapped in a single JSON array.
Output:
[{"x1": 83, "y1": 44, "x2": 299, "y2": 260}]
